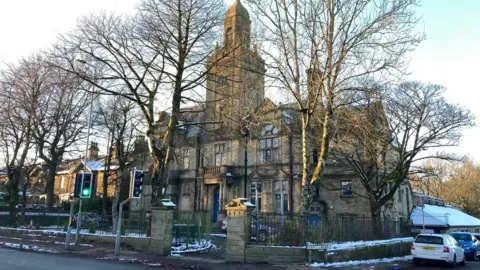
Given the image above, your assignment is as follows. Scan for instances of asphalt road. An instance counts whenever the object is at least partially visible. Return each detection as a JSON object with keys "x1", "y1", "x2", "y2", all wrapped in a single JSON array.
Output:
[
  {"x1": 0, "y1": 247, "x2": 158, "y2": 270},
  {"x1": 379, "y1": 260, "x2": 480, "y2": 269}
]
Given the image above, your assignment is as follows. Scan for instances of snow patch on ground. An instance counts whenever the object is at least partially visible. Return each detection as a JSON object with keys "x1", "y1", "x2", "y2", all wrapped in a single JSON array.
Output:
[
  {"x1": 310, "y1": 255, "x2": 412, "y2": 267},
  {"x1": 307, "y1": 237, "x2": 414, "y2": 251},
  {"x1": 170, "y1": 253, "x2": 183, "y2": 257},
  {"x1": 0, "y1": 226, "x2": 147, "y2": 238},
  {"x1": 0, "y1": 241, "x2": 57, "y2": 253},
  {"x1": 209, "y1": 233, "x2": 227, "y2": 238},
  {"x1": 171, "y1": 239, "x2": 215, "y2": 255}
]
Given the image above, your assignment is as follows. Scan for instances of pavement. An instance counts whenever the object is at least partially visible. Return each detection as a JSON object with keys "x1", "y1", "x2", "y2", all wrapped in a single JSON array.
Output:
[{"x1": 0, "y1": 247, "x2": 155, "y2": 270}]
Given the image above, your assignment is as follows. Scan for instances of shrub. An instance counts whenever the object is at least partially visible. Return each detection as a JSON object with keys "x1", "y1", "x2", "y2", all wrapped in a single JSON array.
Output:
[{"x1": 88, "y1": 223, "x2": 96, "y2": 234}]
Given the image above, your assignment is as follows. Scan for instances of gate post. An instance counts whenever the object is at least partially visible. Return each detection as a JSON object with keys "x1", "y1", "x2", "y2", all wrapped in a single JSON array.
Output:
[
  {"x1": 225, "y1": 198, "x2": 255, "y2": 263},
  {"x1": 149, "y1": 206, "x2": 174, "y2": 256}
]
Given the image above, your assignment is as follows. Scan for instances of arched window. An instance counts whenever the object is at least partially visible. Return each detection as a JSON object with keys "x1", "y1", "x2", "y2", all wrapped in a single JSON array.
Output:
[{"x1": 259, "y1": 124, "x2": 279, "y2": 164}]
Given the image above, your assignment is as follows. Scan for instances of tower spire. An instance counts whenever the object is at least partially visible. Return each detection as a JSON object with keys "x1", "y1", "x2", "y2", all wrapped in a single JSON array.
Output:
[{"x1": 224, "y1": 0, "x2": 251, "y2": 48}]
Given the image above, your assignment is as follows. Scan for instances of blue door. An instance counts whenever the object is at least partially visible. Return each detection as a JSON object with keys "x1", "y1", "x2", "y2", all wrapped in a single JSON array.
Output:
[
  {"x1": 213, "y1": 193, "x2": 219, "y2": 222},
  {"x1": 309, "y1": 215, "x2": 321, "y2": 228}
]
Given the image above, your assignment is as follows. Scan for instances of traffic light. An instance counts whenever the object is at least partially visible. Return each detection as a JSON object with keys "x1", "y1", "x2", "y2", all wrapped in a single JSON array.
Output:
[
  {"x1": 131, "y1": 170, "x2": 144, "y2": 199},
  {"x1": 73, "y1": 173, "x2": 82, "y2": 198},
  {"x1": 80, "y1": 172, "x2": 93, "y2": 199}
]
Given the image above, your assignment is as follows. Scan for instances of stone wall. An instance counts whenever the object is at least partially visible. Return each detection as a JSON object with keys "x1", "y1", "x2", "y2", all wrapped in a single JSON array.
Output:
[
  {"x1": 245, "y1": 246, "x2": 308, "y2": 264},
  {"x1": 80, "y1": 234, "x2": 150, "y2": 251},
  {"x1": 324, "y1": 242, "x2": 411, "y2": 263},
  {"x1": 243, "y1": 242, "x2": 412, "y2": 264}
]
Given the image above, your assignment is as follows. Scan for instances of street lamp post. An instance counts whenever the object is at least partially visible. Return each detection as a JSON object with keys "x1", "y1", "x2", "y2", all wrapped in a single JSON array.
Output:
[
  {"x1": 75, "y1": 59, "x2": 96, "y2": 245},
  {"x1": 242, "y1": 117, "x2": 250, "y2": 198},
  {"x1": 244, "y1": 130, "x2": 248, "y2": 198}
]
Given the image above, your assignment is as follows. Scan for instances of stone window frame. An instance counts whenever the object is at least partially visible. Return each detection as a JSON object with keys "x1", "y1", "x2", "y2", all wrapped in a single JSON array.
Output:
[
  {"x1": 214, "y1": 143, "x2": 227, "y2": 166},
  {"x1": 250, "y1": 181, "x2": 262, "y2": 211},
  {"x1": 181, "y1": 148, "x2": 190, "y2": 169},
  {"x1": 259, "y1": 124, "x2": 279, "y2": 164},
  {"x1": 274, "y1": 180, "x2": 288, "y2": 213},
  {"x1": 341, "y1": 180, "x2": 353, "y2": 197}
]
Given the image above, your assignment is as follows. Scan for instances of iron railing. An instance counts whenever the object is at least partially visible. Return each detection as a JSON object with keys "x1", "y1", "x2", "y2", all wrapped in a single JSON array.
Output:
[
  {"x1": 246, "y1": 214, "x2": 413, "y2": 246},
  {"x1": 172, "y1": 211, "x2": 212, "y2": 248}
]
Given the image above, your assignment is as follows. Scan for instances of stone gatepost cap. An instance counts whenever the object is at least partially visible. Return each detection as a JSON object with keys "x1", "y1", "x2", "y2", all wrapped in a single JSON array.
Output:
[{"x1": 225, "y1": 198, "x2": 255, "y2": 215}]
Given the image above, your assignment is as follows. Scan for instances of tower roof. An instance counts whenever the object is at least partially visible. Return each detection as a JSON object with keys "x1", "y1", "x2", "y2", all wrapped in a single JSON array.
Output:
[{"x1": 226, "y1": 0, "x2": 250, "y2": 20}]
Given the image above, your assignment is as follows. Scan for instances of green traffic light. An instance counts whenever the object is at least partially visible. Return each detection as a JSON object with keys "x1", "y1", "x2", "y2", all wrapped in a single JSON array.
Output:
[{"x1": 82, "y1": 189, "x2": 90, "y2": 196}]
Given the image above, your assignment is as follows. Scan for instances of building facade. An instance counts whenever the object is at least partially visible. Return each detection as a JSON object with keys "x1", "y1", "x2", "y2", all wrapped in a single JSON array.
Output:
[{"x1": 158, "y1": 0, "x2": 411, "y2": 225}]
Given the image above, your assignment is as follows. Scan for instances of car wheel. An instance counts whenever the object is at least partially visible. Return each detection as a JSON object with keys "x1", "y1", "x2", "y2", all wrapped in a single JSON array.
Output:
[
  {"x1": 413, "y1": 258, "x2": 421, "y2": 266},
  {"x1": 473, "y1": 250, "x2": 477, "y2": 261},
  {"x1": 448, "y1": 255, "x2": 457, "y2": 268}
]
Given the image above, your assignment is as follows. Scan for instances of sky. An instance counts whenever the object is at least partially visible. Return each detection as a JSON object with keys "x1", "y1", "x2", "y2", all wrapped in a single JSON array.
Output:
[{"x1": 0, "y1": 0, "x2": 478, "y2": 160}]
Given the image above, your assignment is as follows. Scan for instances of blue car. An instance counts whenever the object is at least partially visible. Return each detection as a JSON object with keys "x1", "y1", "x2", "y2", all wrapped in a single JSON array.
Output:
[{"x1": 451, "y1": 232, "x2": 480, "y2": 261}]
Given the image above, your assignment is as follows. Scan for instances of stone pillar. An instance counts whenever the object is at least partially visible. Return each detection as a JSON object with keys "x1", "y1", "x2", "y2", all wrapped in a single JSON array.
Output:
[
  {"x1": 149, "y1": 207, "x2": 174, "y2": 256},
  {"x1": 225, "y1": 199, "x2": 255, "y2": 263}
]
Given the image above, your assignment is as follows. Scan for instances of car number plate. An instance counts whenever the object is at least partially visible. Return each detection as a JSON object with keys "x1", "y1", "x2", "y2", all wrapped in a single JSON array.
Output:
[{"x1": 422, "y1": 247, "x2": 435, "y2": 251}]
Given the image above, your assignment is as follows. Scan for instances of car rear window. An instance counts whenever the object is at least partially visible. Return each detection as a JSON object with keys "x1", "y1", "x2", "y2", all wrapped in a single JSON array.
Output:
[
  {"x1": 414, "y1": 235, "x2": 444, "y2": 245},
  {"x1": 451, "y1": 233, "x2": 472, "y2": 241}
]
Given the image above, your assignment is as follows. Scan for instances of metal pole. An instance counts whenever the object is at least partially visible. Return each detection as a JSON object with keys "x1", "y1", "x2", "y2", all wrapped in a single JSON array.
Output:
[
  {"x1": 281, "y1": 181, "x2": 285, "y2": 216},
  {"x1": 74, "y1": 199, "x2": 82, "y2": 245},
  {"x1": 244, "y1": 134, "x2": 248, "y2": 198},
  {"x1": 421, "y1": 196, "x2": 425, "y2": 232},
  {"x1": 65, "y1": 198, "x2": 78, "y2": 250},
  {"x1": 255, "y1": 182, "x2": 259, "y2": 245},
  {"x1": 255, "y1": 182, "x2": 259, "y2": 215},
  {"x1": 74, "y1": 67, "x2": 95, "y2": 246},
  {"x1": 280, "y1": 181, "x2": 285, "y2": 244},
  {"x1": 288, "y1": 133, "x2": 293, "y2": 215},
  {"x1": 115, "y1": 198, "x2": 131, "y2": 257}
]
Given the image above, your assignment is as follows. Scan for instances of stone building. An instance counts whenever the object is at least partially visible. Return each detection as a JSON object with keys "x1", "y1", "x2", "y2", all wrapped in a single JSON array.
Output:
[{"x1": 156, "y1": 0, "x2": 411, "y2": 225}]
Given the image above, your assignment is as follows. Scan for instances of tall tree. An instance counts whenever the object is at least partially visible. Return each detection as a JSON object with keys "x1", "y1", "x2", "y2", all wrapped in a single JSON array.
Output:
[
  {"x1": 332, "y1": 82, "x2": 475, "y2": 236},
  {"x1": 32, "y1": 59, "x2": 89, "y2": 212},
  {"x1": 246, "y1": 0, "x2": 423, "y2": 214},
  {"x1": 410, "y1": 159, "x2": 450, "y2": 198},
  {"x1": 412, "y1": 159, "x2": 480, "y2": 217},
  {"x1": 0, "y1": 56, "x2": 44, "y2": 222},
  {"x1": 95, "y1": 94, "x2": 138, "y2": 230},
  {"x1": 50, "y1": 0, "x2": 229, "y2": 205}
]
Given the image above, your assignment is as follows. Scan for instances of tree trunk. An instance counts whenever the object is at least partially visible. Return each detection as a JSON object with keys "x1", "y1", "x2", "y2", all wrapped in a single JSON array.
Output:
[
  {"x1": 151, "y1": 154, "x2": 165, "y2": 205},
  {"x1": 46, "y1": 159, "x2": 59, "y2": 212},
  {"x1": 300, "y1": 113, "x2": 311, "y2": 216},
  {"x1": 371, "y1": 206, "x2": 383, "y2": 240},
  {"x1": 21, "y1": 182, "x2": 27, "y2": 225},
  {"x1": 111, "y1": 172, "x2": 123, "y2": 234},
  {"x1": 7, "y1": 169, "x2": 20, "y2": 226},
  {"x1": 103, "y1": 138, "x2": 114, "y2": 215}
]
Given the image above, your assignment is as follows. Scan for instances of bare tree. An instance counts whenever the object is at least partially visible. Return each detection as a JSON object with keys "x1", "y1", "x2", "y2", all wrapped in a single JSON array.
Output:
[
  {"x1": 20, "y1": 156, "x2": 39, "y2": 223},
  {"x1": 410, "y1": 159, "x2": 451, "y2": 197},
  {"x1": 31, "y1": 59, "x2": 89, "y2": 212},
  {"x1": 411, "y1": 159, "x2": 480, "y2": 217},
  {"x1": 0, "y1": 56, "x2": 44, "y2": 222},
  {"x1": 246, "y1": 0, "x2": 424, "y2": 215},
  {"x1": 95, "y1": 94, "x2": 138, "y2": 230},
  {"x1": 332, "y1": 82, "x2": 475, "y2": 235},
  {"x1": 49, "y1": 0, "x2": 228, "y2": 205}
]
